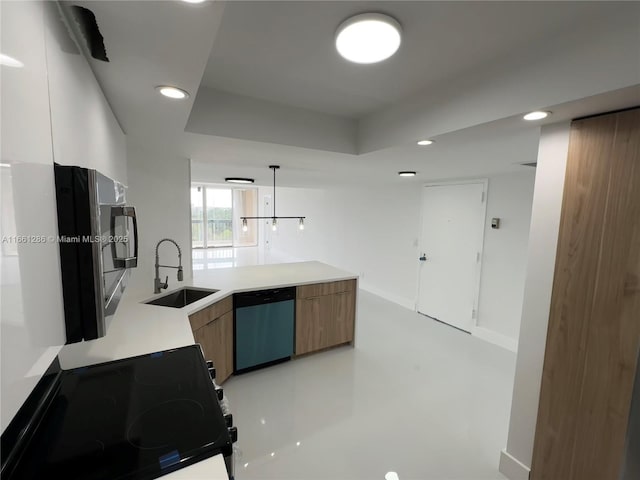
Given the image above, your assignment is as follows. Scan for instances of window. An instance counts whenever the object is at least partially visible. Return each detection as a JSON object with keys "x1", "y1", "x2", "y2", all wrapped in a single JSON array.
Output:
[{"x1": 190, "y1": 185, "x2": 258, "y2": 249}]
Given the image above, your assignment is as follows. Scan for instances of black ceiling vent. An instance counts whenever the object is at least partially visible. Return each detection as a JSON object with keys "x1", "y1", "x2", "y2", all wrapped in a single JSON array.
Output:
[
  {"x1": 521, "y1": 162, "x2": 537, "y2": 168},
  {"x1": 70, "y1": 6, "x2": 109, "y2": 62}
]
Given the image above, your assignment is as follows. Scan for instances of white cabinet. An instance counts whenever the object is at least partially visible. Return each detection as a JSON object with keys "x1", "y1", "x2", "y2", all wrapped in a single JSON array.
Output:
[
  {"x1": 0, "y1": 0, "x2": 66, "y2": 433},
  {"x1": 0, "y1": 0, "x2": 128, "y2": 434},
  {"x1": 1, "y1": 1, "x2": 53, "y2": 166},
  {"x1": 43, "y1": 2, "x2": 126, "y2": 183}
]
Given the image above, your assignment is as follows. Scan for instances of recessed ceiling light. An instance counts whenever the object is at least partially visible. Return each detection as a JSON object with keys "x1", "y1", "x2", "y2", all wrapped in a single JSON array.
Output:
[
  {"x1": 182, "y1": 0, "x2": 207, "y2": 3},
  {"x1": 225, "y1": 177, "x2": 254, "y2": 184},
  {"x1": 398, "y1": 171, "x2": 416, "y2": 177},
  {"x1": 417, "y1": 140, "x2": 434, "y2": 146},
  {"x1": 335, "y1": 13, "x2": 402, "y2": 64},
  {"x1": 0, "y1": 53, "x2": 24, "y2": 68},
  {"x1": 155, "y1": 85, "x2": 190, "y2": 99},
  {"x1": 523, "y1": 111, "x2": 550, "y2": 121}
]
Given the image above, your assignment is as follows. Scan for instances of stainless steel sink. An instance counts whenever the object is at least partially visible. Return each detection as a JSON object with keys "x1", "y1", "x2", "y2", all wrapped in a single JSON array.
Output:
[{"x1": 145, "y1": 288, "x2": 219, "y2": 308}]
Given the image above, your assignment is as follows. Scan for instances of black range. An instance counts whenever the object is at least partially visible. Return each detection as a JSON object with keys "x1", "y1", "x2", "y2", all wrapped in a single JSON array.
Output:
[{"x1": 1, "y1": 345, "x2": 233, "y2": 479}]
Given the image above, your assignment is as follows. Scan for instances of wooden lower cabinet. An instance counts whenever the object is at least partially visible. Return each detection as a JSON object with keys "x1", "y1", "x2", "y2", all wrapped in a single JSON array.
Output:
[
  {"x1": 189, "y1": 279, "x2": 357, "y2": 380},
  {"x1": 190, "y1": 301, "x2": 233, "y2": 384},
  {"x1": 296, "y1": 280, "x2": 356, "y2": 355}
]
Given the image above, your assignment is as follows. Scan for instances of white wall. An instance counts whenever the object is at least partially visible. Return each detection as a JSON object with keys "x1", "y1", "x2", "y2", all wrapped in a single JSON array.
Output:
[
  {"x1": 264, "y1": 184, "x2": 423, "y2": 309},
  {"x1": 0, "y1": 1, "x2": 126, "y2": 432},
  {"x1": 263, "y1": 174, "x2": 535, "y2": 341},
  {"x1": 125, "y1": 142, "x2": 192, "y2": 294},
  {"x1": 256, "y1": 186, "x2": 329, "y2": 264},
  {"x1": 499, "y1": 122, "x2": 571, "y2": 479},
  {"x1": 476, "y1": 171, "x2": 536, "y2": 349}
]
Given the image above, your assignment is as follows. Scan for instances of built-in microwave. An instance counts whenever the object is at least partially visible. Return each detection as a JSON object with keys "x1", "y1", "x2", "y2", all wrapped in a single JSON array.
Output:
[{"x1": 54, "y1": 164, "x2": 138, "y2": 343}]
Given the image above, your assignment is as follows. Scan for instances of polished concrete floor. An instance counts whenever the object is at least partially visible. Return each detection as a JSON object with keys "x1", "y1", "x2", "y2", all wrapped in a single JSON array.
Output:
[{"x1": 224, "y1": 291, "x2": 515, "y2": 480}]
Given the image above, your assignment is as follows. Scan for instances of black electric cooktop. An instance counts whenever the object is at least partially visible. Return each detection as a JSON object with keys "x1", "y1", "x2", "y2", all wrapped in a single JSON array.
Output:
[{"x1": 6, "y1": 345, "x2": 231, "y2": 480}]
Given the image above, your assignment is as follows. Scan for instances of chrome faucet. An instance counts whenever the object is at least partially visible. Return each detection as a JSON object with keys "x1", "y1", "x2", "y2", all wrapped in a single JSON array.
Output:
[{"x1": 154, "y1": 238, "x2": 183, "y2": 293}]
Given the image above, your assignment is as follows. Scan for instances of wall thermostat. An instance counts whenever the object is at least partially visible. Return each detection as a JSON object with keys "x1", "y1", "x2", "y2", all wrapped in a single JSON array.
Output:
[{"x1": 491, "y1": 218, "x2": 500, "y2": 229}]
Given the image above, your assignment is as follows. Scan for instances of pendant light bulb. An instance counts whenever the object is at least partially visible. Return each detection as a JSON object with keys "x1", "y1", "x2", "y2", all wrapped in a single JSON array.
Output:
[
  {"x1": 299, "y1": 218, "x2": 305, "y2": 230},
  {"x1": 272, "y1": 218, "x2": 277, "y2": 231},
  {"x1": 242, "y1": 218, "x2": 248, "y2": 232}
]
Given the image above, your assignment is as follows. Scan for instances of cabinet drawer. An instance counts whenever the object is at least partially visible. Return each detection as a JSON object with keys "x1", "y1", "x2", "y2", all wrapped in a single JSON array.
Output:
[
  {"x1": 297, "y1": 279, "x2": 356, "y2": 299},
  {"x1": 188, "y1": 295, "x2": 233, "y2": 331}
]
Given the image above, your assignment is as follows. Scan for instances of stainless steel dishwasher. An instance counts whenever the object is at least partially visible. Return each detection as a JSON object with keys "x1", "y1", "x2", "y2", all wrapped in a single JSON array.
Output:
[{"x1": 233, "y1": 287, "x2": 295, "y2": 374}]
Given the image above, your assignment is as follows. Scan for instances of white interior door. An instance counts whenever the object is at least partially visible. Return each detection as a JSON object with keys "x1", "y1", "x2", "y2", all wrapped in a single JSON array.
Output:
[{"x1": 417, "y1": 182, "x2": 486, "y2": 332}]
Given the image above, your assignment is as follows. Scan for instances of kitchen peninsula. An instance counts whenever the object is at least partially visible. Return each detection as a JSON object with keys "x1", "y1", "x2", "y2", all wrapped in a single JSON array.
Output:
[{"x1": 58, "y1": 261, "x2": 358, "y2": 371}]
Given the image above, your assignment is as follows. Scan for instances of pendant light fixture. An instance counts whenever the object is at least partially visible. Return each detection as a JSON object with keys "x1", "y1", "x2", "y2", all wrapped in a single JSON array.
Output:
[{"x1": 240, "y1": 165, "x2": 305, "y2": 232}]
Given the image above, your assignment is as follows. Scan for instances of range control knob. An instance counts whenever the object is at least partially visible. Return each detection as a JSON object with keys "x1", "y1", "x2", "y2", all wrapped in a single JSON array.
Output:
[
  {"x1": 228, "y1": 426, "x2": 238, "y2": 443},
  {"x1": 206, "y1": 360, "x2": 216, "y2": 380},
  {"x1": 224, "y1": 414, "x2": 233, "y2": 428},
  {"x1": 215, "y1": 387, "x2": 224, "y2": 401}
]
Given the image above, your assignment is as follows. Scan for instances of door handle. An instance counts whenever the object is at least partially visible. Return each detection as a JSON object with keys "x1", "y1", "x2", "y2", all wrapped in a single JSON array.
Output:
[
  {"x1": 111, "y1": 206, "x2": 138, "y2": 268},
  {"x1": 419, "y1": 254, "x2": 427, "y2": 262}
]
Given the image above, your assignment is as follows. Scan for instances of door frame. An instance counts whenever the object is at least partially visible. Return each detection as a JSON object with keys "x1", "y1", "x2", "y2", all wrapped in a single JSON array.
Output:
[{"x1": 414, "y1": 178, "x2": 489, "y2": 333}]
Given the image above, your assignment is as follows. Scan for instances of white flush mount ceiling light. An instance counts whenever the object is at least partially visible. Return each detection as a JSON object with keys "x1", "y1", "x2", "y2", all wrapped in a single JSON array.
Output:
[
  {"x1": 155, "y1": 85, "x2": 190, "y2": 99},
  {"x1": 398, "y1": 171, "x2": 416, "y2": 177},
  {"x1": 523, "y1": 110, "x2": 550, "y2": 121},
  {"x1": 182, "y1": 0, "x2": 207, "y2": 3},
  {"x1": 225, "y1": 177, "x2": 254, "y2": 184},
  {"x1": 335, "y1": 13, "x2": 402, "y2": 64},
  {"x1": 417, "y1": 139, "x2": 434, "y2": 146},
  {"x1": 0, "y1": 53, "x2": 24, "y2": 68}
]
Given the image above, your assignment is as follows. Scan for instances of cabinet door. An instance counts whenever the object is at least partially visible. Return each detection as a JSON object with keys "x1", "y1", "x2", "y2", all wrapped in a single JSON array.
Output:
[
  {"x1": 531, "y1": 109, "x2": 640, "y2": 480},
  {"x1": 295, "y1": 295, "x2": 332, "y2": 355},
  {"x1": 329, "y1": 290, "x2": 356, "y2": 346},
  {"x1": 193, "y1": 311, "x2": 234, "y2": 384}
]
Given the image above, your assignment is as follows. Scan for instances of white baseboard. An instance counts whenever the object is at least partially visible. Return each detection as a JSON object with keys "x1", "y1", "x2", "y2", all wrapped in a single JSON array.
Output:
[
  {"x1": 499, "y1": 449, "x2": 530, "y2": 480},
  {"x1": 472, "y1": 326, "x2": 518, "y2": 352},
  {"x1": 358, "y1": 282, "x2": 415, "y2": 311}
]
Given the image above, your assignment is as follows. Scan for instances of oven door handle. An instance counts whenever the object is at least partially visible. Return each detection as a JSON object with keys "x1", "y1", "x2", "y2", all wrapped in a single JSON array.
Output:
[{"x1": 111, "y1": 206, "x2": 138, "y2": 268}]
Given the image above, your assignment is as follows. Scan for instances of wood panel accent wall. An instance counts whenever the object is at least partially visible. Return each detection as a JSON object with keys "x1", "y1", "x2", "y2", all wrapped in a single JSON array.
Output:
[{"x1": 531, "y1": 108, "x2": 640, "y2": 480}]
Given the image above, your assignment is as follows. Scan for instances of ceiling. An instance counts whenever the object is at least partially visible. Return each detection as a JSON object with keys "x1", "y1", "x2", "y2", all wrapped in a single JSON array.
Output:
[
  {"x1": 201, "y1": 1, "x2": 612, "y2": 119},
  {"x1": 64, "y1": 1, "x2": 640, "y2": 188}
]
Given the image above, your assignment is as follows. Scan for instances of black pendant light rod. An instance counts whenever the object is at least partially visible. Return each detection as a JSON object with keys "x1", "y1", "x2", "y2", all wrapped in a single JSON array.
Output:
[
  {"x1": 272, "y1": 164, "x2": 277, "y2": 219},
  {"x1": 239, "y1": 166, "x2": 306, "y2": 227}
]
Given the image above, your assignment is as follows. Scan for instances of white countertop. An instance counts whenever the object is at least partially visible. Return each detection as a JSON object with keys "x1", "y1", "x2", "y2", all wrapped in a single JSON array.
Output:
[
  {"x1": 161, "y1": 453, "x2": 228, "y2": 480},
  {"x1": 56, "y1": 261, "x2": 356, "y2": 480},
  {"x1": 59, "y1": 261, "x2": 357, "y2": 369}
]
